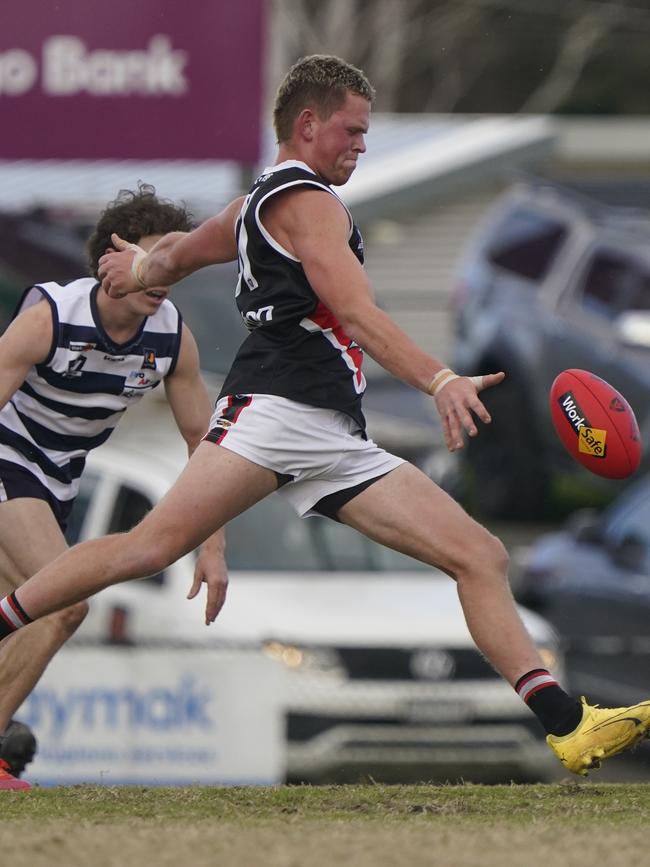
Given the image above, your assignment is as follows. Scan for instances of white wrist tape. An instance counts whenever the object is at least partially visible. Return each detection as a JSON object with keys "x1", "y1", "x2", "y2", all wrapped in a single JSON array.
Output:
[
  {"x1": 428, "y1": 368, "x2": 460, "y2": 396},
  {"x1": 428, "y1": 370, "x2": 485, "y2": 396},
  {"x1": 131, "y1": 250, "x2": 148, "y2": 289}
]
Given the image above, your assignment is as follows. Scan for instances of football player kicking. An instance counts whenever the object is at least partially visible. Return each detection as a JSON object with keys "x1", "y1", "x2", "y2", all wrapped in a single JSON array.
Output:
[{"x1": 3, "y1": 56, "x2": 650, "y2": 783}]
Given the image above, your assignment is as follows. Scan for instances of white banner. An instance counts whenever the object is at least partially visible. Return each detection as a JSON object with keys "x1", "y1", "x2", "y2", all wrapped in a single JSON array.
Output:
[{"x1": 18, "y1": 647, "x2": 286, "y2": 786}]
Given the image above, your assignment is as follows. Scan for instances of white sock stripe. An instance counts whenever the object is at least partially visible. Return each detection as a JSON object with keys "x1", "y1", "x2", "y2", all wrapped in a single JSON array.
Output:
[
  {"x1": 0, "y1": 597, "x2": 24, "y2": 629},
  {"x1": 518, "y1": 673, "x2": 557, "y2": 703}
]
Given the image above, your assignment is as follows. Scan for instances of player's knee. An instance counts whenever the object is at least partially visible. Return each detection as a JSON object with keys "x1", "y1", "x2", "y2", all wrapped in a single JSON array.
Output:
[
  {"x1": 455, "y1": 527, "x2": 509, "y2": 583},
  {"x1": 52, "y1": 600, "x2": 89, "y2": 638},
  {"x1": 483, "y1": 530, "x2": 509, "y2": 571}
]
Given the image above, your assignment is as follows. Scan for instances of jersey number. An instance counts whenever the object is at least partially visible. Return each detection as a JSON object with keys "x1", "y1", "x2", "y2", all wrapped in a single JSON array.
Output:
[{"x1": 243, "y1": 305, "x2": 274, "y2": 329}]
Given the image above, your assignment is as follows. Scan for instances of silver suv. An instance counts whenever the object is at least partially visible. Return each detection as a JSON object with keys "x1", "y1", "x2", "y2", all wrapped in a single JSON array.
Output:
[{"x1": 452, "y1": 180, "x2": 650, "y2": 520}]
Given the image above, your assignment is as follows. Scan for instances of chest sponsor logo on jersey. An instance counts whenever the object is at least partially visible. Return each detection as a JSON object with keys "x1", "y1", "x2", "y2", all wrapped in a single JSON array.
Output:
[
  {"x1": 124, "y1": 370, "x2": 154, "y2": 390},
  {"x1": 141, "y1": 349, "x2": 157, "y2": 371},
  {"x1": 104, "y1": 354, "x2": 125, "y2": 362},
  {"x1": 68, "y1": 341, "x2": 95, "y2": 352}
]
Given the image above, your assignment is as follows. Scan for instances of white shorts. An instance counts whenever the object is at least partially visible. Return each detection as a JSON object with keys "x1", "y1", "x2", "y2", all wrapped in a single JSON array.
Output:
[{"x1": 205, "y1": 394, "x2": 404, "y2": 517}]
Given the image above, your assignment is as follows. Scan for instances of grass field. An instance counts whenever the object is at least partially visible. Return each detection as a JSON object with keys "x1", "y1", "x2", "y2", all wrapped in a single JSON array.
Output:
[{"x1": 2, "y1": 782, "x2": 650, "y2": 866}]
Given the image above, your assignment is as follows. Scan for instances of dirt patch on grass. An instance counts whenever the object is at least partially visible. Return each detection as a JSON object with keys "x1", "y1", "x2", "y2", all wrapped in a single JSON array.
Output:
[{"x1": 1, "y1": 818, "x2": 648, "y2": 867}]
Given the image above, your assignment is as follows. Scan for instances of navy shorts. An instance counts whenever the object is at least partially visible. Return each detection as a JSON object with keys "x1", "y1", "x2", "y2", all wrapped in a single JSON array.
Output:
[{"x1": 0, "y1": 460, "x2": 74, "y2": 531}]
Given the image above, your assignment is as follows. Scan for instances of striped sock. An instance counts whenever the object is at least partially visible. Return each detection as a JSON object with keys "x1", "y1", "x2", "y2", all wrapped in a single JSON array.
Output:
[
  {"x1": 515, "y1": 668, "x2": 582, "y2": 736},
  {"x1": 0, "y1": 592, "x2": 33, "y2": 640}
]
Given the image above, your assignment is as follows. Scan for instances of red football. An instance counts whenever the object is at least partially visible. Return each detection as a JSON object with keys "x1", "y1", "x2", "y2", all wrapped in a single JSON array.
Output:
[{"x1": 549, "y1": 369, "x2": 642, "y2": 479}]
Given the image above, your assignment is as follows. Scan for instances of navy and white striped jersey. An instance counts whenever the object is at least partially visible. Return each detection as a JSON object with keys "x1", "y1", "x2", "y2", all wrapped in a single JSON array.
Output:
[
  {"x1": 0, "y1": 278, "x2": 182, "y2": 503},
  {"x1": 219, "y1": 160, "x2": 367, "y2": 429}
]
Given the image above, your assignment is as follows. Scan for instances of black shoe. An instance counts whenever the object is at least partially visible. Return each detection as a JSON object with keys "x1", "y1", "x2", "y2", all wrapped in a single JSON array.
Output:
[{"x1": 0, "y1": 719, "x2": 37, "y2": 778}]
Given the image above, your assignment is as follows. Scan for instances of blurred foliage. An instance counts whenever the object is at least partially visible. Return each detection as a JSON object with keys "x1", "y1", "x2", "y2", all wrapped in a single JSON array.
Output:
[{"x1": 271, "y1": 0, "x2": 650, "y2": 115}]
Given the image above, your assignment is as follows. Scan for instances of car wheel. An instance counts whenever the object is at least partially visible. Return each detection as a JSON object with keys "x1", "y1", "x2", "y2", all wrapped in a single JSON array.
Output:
[{"x1": 462, "y1": 378, "x2": 550, "y2": 519}]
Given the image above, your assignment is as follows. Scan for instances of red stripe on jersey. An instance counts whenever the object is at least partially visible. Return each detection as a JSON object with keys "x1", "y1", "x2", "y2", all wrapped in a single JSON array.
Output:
[{"x1": 310, "y1": 302, "x2": 364, "y2": 388}]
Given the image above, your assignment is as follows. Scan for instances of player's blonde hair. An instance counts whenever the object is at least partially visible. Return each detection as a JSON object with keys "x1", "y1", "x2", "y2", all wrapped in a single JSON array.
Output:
[{"x1": 273, "y1": 54, "x2": 375, "y2": 143}]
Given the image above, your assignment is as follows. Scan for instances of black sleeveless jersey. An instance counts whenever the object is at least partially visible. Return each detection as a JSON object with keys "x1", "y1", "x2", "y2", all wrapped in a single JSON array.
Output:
[{"x1": 218, "y1": 160, "x2": 367, "y2": 429}]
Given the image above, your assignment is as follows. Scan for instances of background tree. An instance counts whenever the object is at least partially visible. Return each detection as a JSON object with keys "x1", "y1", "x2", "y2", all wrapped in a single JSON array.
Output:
[{"x1": 267, "y1": 0, "x2": 650, "y2": 115}]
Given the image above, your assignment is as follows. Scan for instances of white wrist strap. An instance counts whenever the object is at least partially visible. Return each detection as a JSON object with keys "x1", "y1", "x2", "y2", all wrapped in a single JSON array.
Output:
[
  {"x1": 428, "y1": 369, "x2": 485, "y2": 396},
  {"x1": 428, "y1": 368, "x2": 459, "y2": 396},
  {"x1": 131, "y1": 250, "x2": 148, "y2": 289}
]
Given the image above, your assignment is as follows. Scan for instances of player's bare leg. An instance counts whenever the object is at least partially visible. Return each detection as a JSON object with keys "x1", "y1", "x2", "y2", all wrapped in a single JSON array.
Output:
[
  {"x1": 337, "y1": 462, "x2": 543, "y2": 685},
  {"x1": 16, "y1": 443, "x2": 278, "y2": 620},
  {"x1": 0, "y1": 499, "x2": 88, "y2": 732}
]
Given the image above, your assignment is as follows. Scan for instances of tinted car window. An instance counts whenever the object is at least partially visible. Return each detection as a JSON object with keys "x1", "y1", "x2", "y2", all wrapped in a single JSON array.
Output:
[
  {"x1": 487, "y1": 208, "x2": 567, "y2": 281},
  {"x1": 628, "y1": 263, "x2": 650, "y2": 311},
  {"x1": 108, "y1": 485, "x2": 164, "y2": 585},
  {"x1": 579, "y1": 251, "x2": 635, "y2": 320},
  {"x1": 604, "y1": 487, "x2": 650, "y2": 548},
  {"x1": 64, "y1": 470, "x2": 99, "y2": 545}
]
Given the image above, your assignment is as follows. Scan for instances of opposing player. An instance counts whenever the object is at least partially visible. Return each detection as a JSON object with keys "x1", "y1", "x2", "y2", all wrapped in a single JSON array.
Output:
[
  {"x1": 2, "y1": 56, "x2": 649, "y2": 780},
  {"x1": 0, "y1": 185, "x2": 226, "y2": 789}
]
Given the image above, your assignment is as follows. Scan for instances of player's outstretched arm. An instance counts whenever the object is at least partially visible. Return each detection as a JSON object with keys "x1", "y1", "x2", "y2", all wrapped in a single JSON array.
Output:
[
  {"x1": 281, "y1": 189, "x2": 504, "y2": 452},
  {"x1": 164, "y1": 323, "x2": 228, "y2": 622},
  {"x1": 97, "y1": 195, "x2": 245, "y2": 297}
]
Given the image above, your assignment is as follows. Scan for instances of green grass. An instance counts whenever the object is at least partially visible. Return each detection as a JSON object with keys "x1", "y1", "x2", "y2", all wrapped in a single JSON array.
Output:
[
  {"x1": 4, "y1": 781, "x2": 650, "y2": 823},
  {"x1": 5, "y1": 783, "x2": 650, "y2": 867}
]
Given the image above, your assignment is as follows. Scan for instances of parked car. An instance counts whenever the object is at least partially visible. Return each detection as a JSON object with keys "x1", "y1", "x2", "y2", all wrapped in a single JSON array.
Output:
[
  {"x1": 516, "y1": 472, "x2": 650, "y2": 730},
  {"x1": 68, "y1": 401, "x2": 563, "y2": 783},
  {"x1": 452, "y1": 179, "x2": 650, "y2": 519}
]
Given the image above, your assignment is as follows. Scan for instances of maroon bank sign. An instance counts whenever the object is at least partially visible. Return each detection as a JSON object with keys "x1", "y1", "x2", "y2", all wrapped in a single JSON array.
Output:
[{"x1": 0, "y1": 1, "x2": 265, "y2": 161}]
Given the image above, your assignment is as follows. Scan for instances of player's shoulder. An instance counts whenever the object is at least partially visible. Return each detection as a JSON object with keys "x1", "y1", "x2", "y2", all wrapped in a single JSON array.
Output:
[
  {"x1": 12, "y1": 276, "x2": 95, "y2": 323},
  {"x1": 35, "y1": 276, "x2": 97, "y2": 301},
  {"x1": 253, "y1": 160, "x2": 332, "y2": 194}
]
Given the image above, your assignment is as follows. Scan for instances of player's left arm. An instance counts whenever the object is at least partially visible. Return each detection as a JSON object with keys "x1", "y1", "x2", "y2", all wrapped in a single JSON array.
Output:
[
  {"x1": 164, "y1": 323, "x2": 228, "y2": 623},
  {"x1": 286, "y1": 191, "x2": 503, "y2": 451}
]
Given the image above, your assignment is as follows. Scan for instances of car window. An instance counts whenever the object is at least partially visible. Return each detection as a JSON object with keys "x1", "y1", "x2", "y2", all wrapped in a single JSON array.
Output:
[
  {"x1": 604, "y1": 485, "x2": 650, "y2": 548},
  {"x1": 64, "y1": 470, "x2": 99, "y2": 545},
  {"x1": 225, "y1": 495, "x2": 430, "y2": 573},
  {"x1": 487, "y1": 207, "x2": 567, "y2": 281},
  {"x1": 627, "y1": 262, "x2": 650, "y2": 311},
  {"x1": 578, "y1": 251, "x2": 636, "y2": 320},
  {"x1": 107, "y1": 485, "x2": 165, "y2": 586}
]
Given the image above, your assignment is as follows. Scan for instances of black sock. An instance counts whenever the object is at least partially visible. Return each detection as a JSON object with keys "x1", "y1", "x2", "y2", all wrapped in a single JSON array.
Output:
[{"x1": 515, "y1": 669, "x2": 582, "y2": 736}]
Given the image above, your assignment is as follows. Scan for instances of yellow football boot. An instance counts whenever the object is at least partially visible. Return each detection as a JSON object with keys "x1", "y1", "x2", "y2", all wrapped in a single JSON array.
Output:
[{"x1": 547, "y1": 696, "x2": 650, "y2": 775}]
